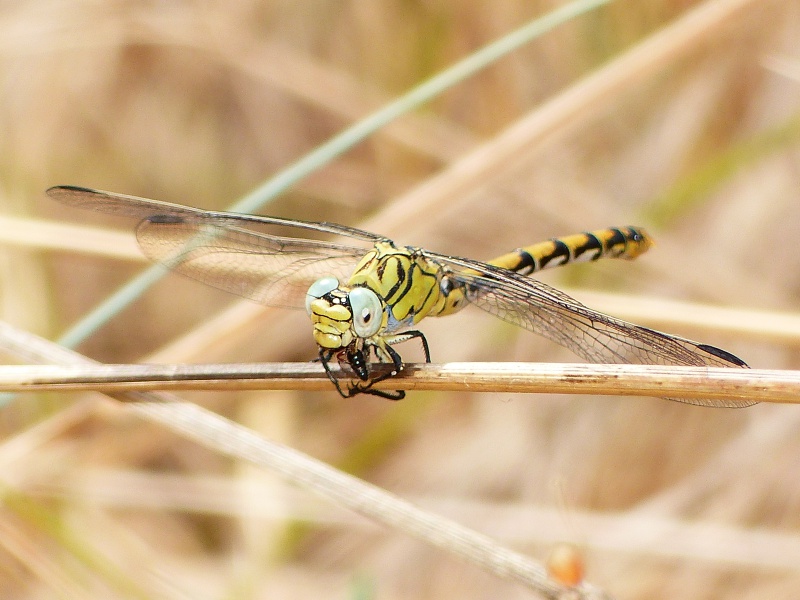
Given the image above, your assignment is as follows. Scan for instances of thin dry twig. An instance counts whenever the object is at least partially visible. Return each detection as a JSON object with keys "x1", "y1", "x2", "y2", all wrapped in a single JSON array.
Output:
[
  {"x1": 570, "y1": 290, "x2": 800, "y2": 346},
  {"x1": 0, "y1": 361, "x2": 795, "y2": 405},
  {"x1": 0, "y1": 320, "x2": 613, "y2": 600}
]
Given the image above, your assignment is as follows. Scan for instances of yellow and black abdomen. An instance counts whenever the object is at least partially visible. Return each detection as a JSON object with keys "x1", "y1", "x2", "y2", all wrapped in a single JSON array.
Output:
[{"x1": 488, "y1": 226, "x2": 653, "y2": 275}]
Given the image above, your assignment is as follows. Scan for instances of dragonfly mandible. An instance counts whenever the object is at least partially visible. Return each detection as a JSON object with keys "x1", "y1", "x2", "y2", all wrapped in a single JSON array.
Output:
[{"x1": 48, "y1": 186, "x2": 752, "y2": 407}]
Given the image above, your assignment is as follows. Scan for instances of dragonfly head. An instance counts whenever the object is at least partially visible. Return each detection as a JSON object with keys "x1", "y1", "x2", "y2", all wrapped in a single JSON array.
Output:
[{"x1": 305, "y1": 277, "x2": 386, "y2": 356}]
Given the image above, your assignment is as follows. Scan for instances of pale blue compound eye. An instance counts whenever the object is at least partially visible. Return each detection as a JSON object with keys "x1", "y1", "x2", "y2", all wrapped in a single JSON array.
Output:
[
  {"x1": 305, "y1": 277, "x2": 339, "y2": 314},
  {"x1": 348, "y1": 287, "x2": 382, "y2": 337}
]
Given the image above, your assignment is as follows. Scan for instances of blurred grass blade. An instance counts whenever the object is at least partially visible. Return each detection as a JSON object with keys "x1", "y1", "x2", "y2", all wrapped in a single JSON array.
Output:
[
  {"x1": 644, "y1": 112, "x2": 800, "y2": 226},
  {"x1": 56, "y1": 0, "x2": 611, "y2": 349},
  {"x1": 228, "y1": 0, "x2": 611, "y2": 216}
]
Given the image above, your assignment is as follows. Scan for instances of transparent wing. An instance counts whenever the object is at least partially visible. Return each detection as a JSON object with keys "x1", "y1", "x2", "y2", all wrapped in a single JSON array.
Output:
[
  {"x1": 134, "y1": 218, "x2": 367, "y2": 308},
  {"x1": 47, "y1": 186, "x2": 385, "y2": 241},
  {"x1": 47, "y1": 186, "x2": 378, "y2": 308},
  {"x1": 428, "y1": 252, "x2": 752, "y2": 408}
]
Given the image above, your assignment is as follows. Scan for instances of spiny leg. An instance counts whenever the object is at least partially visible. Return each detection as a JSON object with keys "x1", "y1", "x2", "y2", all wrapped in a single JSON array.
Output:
[
  {"x1": 356, "y1": 342, "x2": 405, "y2": 399},
  {"x1": 317, "y1": 331, "x2": 430, "y2": 400},
  {"x1": 357, "y1": 331, "x2": 431, "y2": 398},
  {"x1": 318, "y1": 347, "x2": 405, "y2": 400},
  {"x1": 357, "y1": 385, "x2": 406, "y2": 401},
  {"x1": 393, "y1": 330, "x2": 430, "y2": 363},
  {"x1": 318, "y1": 348, "x2": 352, "y2": 398},
  {"x1": 347, "y1": 344, "x2": 406, "y2": 400}
]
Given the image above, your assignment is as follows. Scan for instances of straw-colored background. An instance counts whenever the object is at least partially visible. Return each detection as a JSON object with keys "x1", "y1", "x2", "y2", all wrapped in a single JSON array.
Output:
[{"x1": 2, "y1": 0, "x2": 800, "y2": 598}]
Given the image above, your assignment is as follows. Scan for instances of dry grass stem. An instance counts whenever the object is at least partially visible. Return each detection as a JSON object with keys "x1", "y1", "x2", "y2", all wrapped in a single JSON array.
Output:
[
  {"x1": 571, "y1": 290, "x2": 800, "y2": 345},
  {"x1": 0, "y1": 215, "x2": 141, "y2": 260},
  {"x1": 0, "y1": 360, "x2": 794, "y2": 406}
]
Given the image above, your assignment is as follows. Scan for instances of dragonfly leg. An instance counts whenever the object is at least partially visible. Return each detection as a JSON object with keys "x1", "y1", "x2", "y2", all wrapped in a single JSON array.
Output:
[
  {"x1": 317, "y1": 330, "x2": 430, "y2": 400},
  {"x1": 318, "y1": 348, "x2": 353, "y2": 398},
  {"x1": 355, "y1": 385, "x2": 405, "y2": 401},
  {"x1": 357, "y1": 341, "x2": 405, "y2": 400},
  {"x1": 384, "y1": 330, "x2": 431, "y2": 362},
  {"x1": 318, "y1": 347, "x2": 406, "y2": 400},
  {"x1": 347, "y1": 330, "x2": 430, "y2": 400}
]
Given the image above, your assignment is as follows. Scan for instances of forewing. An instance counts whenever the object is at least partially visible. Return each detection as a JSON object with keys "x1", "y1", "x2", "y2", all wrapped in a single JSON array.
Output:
[
  {"x1": 135, "y1": 218, "x2": 366, "y2": 308},
  {"x1": 47, "y1": 186, "x2": 385, "y2": 241},
  {"x1": 48, "y1": 185, "x2": 375, "y2": 308},
  {"x1": 430, "y1": 252, "x2": 752, "y2": 408},
  {"x1": 48, "y1": 185, "x2": 208, "y2": 220}
]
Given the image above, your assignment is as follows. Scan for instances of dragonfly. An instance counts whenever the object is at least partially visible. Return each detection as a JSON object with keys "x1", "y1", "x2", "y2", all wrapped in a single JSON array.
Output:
[{"x1": 48, "y1": 185, "x2": 752, "y2": 407}]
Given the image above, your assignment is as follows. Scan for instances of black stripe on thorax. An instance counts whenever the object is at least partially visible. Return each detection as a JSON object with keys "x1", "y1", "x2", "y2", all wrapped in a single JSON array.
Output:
[{"x1": 386, "y1": 254, "x2": 409, "y2": 302}]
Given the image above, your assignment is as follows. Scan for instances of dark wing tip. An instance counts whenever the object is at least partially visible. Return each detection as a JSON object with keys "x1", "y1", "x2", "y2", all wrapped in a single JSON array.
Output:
[
  {"x1": 696, "y1": 343, "x2": 749, "y2": 368},
  {"x1": 46, "y1": 186, "x2": 109, "y2": 209},
  {"x1": 46, "y1": 185, "x2": 96, "y2": 197}
]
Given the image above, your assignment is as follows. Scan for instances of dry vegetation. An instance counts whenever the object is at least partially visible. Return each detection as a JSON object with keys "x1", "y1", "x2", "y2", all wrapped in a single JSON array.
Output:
[{"x1": 1, "y1": 0, "x2": 800, "y2": 598}]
